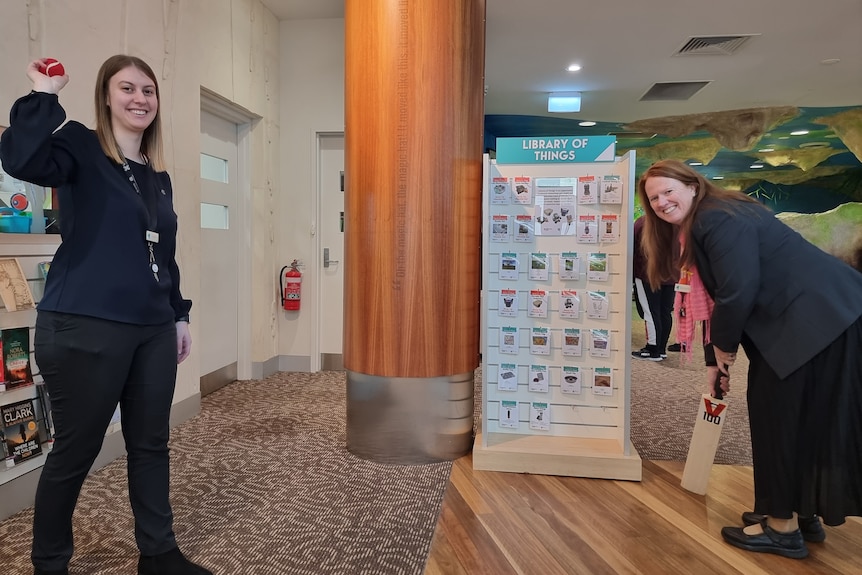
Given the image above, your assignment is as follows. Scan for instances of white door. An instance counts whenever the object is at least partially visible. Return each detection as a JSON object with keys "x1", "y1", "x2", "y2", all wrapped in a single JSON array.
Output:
[
  {"x1": 319, "y1": 134, "x2": 345, "y2": 370},
  {"x1": 199, "y1": 111, "x2": 239, "y2": 386}
]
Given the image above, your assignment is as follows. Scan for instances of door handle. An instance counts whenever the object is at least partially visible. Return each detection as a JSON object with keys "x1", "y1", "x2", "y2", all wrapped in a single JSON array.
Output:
[{"x1": 323, "y1": 247, "x2": 340, "y2": 268}]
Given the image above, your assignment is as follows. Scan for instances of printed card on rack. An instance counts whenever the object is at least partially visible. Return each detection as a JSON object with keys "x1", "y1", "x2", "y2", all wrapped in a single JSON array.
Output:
[
  {"x1": 577, "y1": 175, "x2": 598, "y2": 205},
  {"x1": 588, "y1": 253, "x2": 609, "y2": 281},
  {"x1": 528, "y1": 290, "x2": 548, "y2": 318},
  {"x1": 499, "y1": 253, "x2": 519, "y2": 280},
  {"x1": 562, "y1": 328, "x2": 583, "y2": 356},
  {"x1": 528, "y1": 364, "x2": 549, "y2": 393},
  {"x1": 529, "y1": 402, "x2": 550, "y2": 431},
  {"x1": 513, "y1": 214, "x2": 534, "y2": 243},
  {"x1": 559, "y1": 290, "x2": 580, "y2": 319},
  {"x1": 600, "y1": 214, "x2": 620, "y2": 243},
  {"x1": 559, "y1": 252, "x2": 581, "y2": 280},
  {"x1": 499, "y1": 400, "x2": 519, "y2": 429},
  {"x1": 534, "y1": 202, "x2": 562, "y2": 236},
  {"x1": 600, "y1": 174, "x2": 623, "y2": 204},
  {"x1": 560, "y1": 203, "x2": 577, "y2": 235},
  {"x1": 528, "y1": 252, "x2": 549, "y2": 281},
  {"x1": 497, "y1": 362, "x2": 518, "y2": 391},
  {"x1": 577, "y1": 215, "x2": 598, "y2": 244},
  {"x1": 491, "y1": 176, "x2": 511, "y2": 205},
  {"x1": 593, "y1": 367, "x2": 613, "y2": 396},
  {"x1": 499, "y1": 326, "x2": 520, "y2": 354},
  {"x1": 498, "y1": 289, "x2": 519, "y2": 317},
  {"x1": 587, "y1": 291, "x2": 609, "y2": 319},
  {"x1": 491, "y1": 215, "x2": 510, "y2": 243},
  {"x1": 561, "y1": 365, "x2": 582, "y2": 394},
  {"x1": 530, "y1": 327, "x2": 550, "y2": 356},
  {"x1": 512, "y1": 176, "x2": 533, "y2": 204},
  {"x1": 590, "y1": 329, "x2": 611, "y2": 358}
]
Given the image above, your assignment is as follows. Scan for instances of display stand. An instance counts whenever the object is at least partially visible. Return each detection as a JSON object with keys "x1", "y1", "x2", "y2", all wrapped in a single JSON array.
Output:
[{"x1": 473, "y1": 138, "x2": 641, "y2": 481}]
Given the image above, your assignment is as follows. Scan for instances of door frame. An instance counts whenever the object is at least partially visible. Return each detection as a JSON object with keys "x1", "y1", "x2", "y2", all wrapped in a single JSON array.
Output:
[
  {"x1": 200, "y1": 88, "x2": 257, "y2": 381},
  {"x1": 312, "y1": 130, "x2": 346, "y2": 372}
]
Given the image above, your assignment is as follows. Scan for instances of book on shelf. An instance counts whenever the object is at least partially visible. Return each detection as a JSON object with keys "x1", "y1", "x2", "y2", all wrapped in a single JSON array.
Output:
[
  {"x1": 2, "y1": 398, "x2": 43, "y2": 465},
  {"x1": 0, "y1": 258, "x2": 36, "y2": 312},
  {"x1": 38, "y1": 261, "x2": 51, "y2": 280},
  {"x1": 1, "y1": 326, "x2": 33, "y2": 390},
  {"x1": 36, "y1": 383, "x2": 55, "y2": 445}
]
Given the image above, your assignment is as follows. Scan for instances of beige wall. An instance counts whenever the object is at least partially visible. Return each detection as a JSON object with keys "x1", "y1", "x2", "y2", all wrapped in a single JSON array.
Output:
[
  {"x1": 0, "y1": 0, "x2": 281, "y2": 400},
  {"x1": 278, "y1": 18, "x2": 345, "y2": 364}
]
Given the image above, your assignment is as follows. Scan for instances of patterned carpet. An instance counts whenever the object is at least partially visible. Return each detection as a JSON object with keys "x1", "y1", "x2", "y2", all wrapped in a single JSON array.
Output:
[
  {"x1": 628, "y1": 325, "x2": 753, "y2": 465},
  {"x1": 0, "y1": 332, "x2": 752, "y2": 574},
  {"x1": 0, "y1": 372, "x2": 452, "y2": 575}
]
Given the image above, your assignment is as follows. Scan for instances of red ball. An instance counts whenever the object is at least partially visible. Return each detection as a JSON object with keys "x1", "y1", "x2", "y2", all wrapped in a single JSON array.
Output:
[{"x1": 38, "y1": 58, "x2": 65, "y2": 77}]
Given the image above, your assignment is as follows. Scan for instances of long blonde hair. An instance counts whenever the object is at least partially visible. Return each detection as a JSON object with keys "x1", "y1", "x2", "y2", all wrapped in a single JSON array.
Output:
[
  {"x1": 94, "y1": 55, "x2": 165, "y2": 172},
  {"x1": 636, "y1": 159, "x2": 761, "y2": 289}
]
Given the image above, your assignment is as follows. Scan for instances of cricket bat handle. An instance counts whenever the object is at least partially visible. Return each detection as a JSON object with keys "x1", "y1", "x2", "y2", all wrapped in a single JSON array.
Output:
[{"x1": 712, "y1": 364, "x2": 727, "y2": 400}]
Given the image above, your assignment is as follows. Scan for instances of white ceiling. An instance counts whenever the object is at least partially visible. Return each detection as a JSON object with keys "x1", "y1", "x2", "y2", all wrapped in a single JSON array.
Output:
[{"x1": 261, "y1": 0, "x2": 862, "y2": 124}]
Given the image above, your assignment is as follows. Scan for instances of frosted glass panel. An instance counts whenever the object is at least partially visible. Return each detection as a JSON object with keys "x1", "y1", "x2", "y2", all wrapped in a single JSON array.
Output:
[
  {"x1": 201, "y1": 203, "x2": 229, "y2": 229},
  {"x1": 200, "y1": 153, "x2": 228, "y2": 183}
]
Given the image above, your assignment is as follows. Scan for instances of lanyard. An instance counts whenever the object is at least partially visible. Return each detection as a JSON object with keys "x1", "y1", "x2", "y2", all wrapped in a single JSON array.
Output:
[{"x1": 122, "y1": 159, "x2": 160, "y2": 282}]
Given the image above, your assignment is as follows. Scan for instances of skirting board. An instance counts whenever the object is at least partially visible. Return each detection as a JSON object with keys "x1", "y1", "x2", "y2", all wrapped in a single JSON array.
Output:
[{"x1": 473, "y1": 432, "x2": 642, "y2": 481}]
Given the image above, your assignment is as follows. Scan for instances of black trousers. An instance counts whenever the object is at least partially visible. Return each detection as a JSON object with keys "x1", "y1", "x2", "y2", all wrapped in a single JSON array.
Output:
[
  {"x1": 31, "y1": 311, "x2": 179, "y2": 570},
  {"x1": 745, "y1": 315, "x2": 862, "y2": 525},
  {"x1": 633, "y1": 278, "x2": 675, "y2": 353}
]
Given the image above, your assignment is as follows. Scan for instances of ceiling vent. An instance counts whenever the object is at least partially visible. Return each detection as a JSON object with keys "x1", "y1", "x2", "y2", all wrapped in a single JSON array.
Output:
[
  {"x1": 675, "y1": 35, "x2": 757, "y2": 56},
  {"x1": 640, "y1": 81, "x2": 710, "y2": 101}
]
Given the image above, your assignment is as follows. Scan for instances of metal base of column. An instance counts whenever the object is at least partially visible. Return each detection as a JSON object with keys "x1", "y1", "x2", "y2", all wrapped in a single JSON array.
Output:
[{"x1": 346, "y1": 370, "x2": 474, "y2": 464}]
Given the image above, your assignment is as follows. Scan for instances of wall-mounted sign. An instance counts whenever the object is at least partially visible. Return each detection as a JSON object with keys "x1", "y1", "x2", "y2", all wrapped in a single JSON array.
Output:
[{"x1": 495, "y1": 136, "x2": 616, "y2": 164}]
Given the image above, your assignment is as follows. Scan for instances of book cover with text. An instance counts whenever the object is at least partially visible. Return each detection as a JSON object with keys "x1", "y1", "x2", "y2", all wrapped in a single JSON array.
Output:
[
  {"x1": 2, "y1": 327, "x2": 33, "y2": 390},
  {"x1": 2, "y1": 398, "x2": 43, "y2": 464}
]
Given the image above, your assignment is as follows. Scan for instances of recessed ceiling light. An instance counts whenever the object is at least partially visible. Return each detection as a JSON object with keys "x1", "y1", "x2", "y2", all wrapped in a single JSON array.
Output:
[
  {"x1": 778, "y1": 136, "x2": 790, "y2": 140},
  {"x1": 821, "y1": 58, "x2": 840, "y2": 65},
  {"x1": 712, "y1": 176, "x2": 724, "y2": 180},
  {"x1": 758, "y1": 148, "x2": 774, "y2": 153},
  {"x1": 567, "y1": 64, "x2": 582, "y2": 72},
  {"x1": 790, "y1": 130, "x2": 809, "y2": 136},
  {"x1": 578, "y1": 121, "x2": 596, "y2": 127},
  {"x1": 689, "y1": 162, "x2": 703, "y2": 166},
  {"x1": 750, "y1": 164, "x2": 764, "y2": 169}
]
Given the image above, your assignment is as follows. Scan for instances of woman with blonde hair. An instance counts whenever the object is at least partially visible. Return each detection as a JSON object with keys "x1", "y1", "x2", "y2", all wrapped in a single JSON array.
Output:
[{"x1": 0, "y1": 55, "x2": 209, "y2": 575}]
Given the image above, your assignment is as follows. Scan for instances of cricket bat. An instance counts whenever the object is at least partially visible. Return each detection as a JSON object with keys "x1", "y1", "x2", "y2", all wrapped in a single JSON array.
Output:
[{"x1": 681, "y1": 368, "x2": 728, "y2": 495}]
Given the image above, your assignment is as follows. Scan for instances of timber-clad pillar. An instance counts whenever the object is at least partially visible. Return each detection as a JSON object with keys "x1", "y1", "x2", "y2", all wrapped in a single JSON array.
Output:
[{"x1": 344, "y1": 0, "x2": 486, "y2": 463}]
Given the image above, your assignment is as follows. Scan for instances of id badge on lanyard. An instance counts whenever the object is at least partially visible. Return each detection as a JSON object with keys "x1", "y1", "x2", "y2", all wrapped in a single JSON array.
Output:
[{"x1": 675, "y1": 269, "x2": 692, "y2": 293}]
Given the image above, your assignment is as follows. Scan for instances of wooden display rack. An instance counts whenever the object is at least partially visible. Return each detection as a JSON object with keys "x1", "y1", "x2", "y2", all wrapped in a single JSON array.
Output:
[{"x1": 476, "y1": 144, "x2": 641, "y2": 481}]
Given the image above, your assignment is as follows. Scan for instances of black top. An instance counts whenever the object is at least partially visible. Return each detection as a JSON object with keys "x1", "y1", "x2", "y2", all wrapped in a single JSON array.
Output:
[
  {"x1": 692, "y1": 199, "x2": 862, "y2": 379},
  {"x1": 0, "y1": 91, "x2": 191, "y2": 325}
]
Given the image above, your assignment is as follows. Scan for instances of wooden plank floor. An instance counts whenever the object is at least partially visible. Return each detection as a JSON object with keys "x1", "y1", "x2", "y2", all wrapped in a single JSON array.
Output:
[{"x1": 425, "y1": 456, "x2": 862, "y2": 574}]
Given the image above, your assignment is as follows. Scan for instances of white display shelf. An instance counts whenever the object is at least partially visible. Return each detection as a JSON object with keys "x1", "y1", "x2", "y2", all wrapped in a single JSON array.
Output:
[{"x1": 476, "y1": 149, "x2": 641, "y2": 480}]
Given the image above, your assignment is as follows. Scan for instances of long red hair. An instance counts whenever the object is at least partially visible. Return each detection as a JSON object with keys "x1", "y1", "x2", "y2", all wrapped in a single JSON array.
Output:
[{"x1": 636, "y1": 159, "x2": 761, "y2": 289}]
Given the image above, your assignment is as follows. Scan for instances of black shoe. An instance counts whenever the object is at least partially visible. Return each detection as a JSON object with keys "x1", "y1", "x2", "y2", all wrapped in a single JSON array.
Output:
[
  {"x1": 742, "y1": 512, "x2": 825, "y2": 542},
  {"x1": 721, "y1": 519, "x2": 808, "y2": 559},
  {"x1": 632, "y1": 347, "x2": 663, "y2": 361},
  {"x1": 138, "y1": 547, "x2": 213, "y2": 575},
  {"x1": 34, "y1": 569, "x2": 69, "y2": 575},
  {"x1": 667, "y1": 343, "x2": 683, "y2": 352}
]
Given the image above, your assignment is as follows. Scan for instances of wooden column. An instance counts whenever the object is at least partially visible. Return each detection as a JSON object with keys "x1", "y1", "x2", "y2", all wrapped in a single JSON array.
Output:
[{"x1": 344, "y1": 0, "x2": 485, "y2": 462}]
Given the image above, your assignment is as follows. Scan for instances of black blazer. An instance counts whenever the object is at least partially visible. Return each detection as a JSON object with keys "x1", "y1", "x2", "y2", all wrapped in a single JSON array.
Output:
[{"x1": 690, "y1": 200, "x2": 862, "y2": 379}]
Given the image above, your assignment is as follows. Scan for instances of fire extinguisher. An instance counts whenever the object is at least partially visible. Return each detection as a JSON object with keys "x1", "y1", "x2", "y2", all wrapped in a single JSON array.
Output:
[{"x1": 280, "y1": 259, "x2": 302, "y2": 311}]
